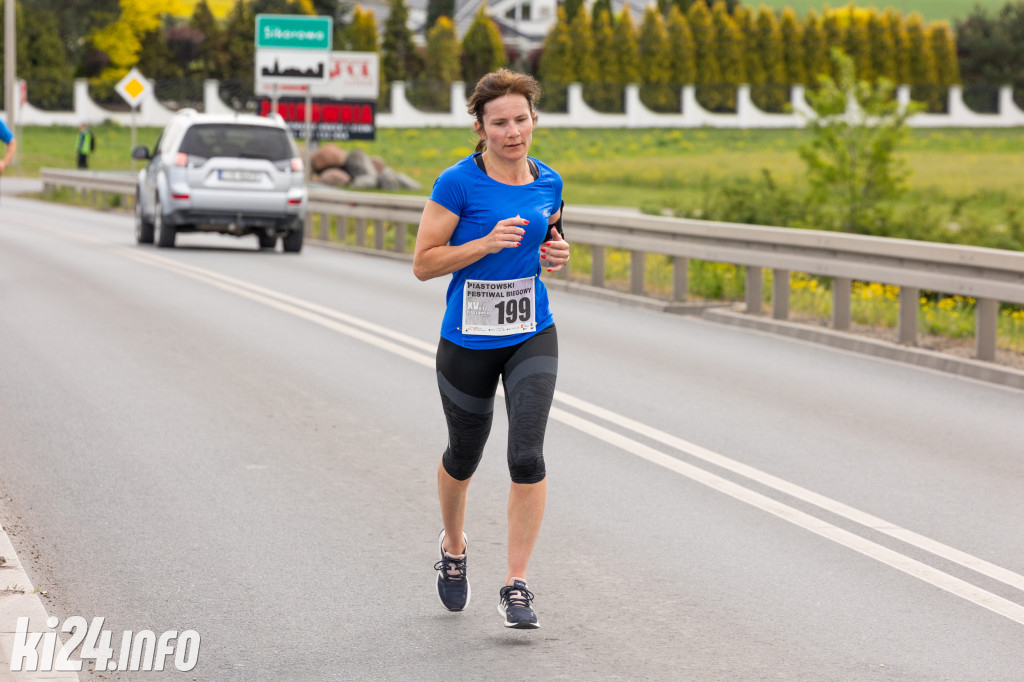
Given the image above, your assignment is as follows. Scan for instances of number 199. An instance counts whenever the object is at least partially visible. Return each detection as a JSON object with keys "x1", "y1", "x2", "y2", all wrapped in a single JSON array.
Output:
[{"x1": 494, "y1": 297, "x2": 530, "y2": 325}]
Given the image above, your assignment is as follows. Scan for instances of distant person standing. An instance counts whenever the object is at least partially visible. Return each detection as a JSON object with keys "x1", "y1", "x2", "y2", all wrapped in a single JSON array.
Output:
[
  {"x1": 0, "y1": 115, "x2": 16, "y2": 175},
  {"x1": 76, "y1": 123, "x2": 94, "y2": 169}
]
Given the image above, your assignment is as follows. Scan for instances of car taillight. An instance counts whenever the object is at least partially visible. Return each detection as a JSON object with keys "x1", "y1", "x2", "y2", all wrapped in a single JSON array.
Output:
[
  {"x1": 288, "y1": 198, "x2": 302, "y2": 205},
  {"x1": 174, "y1": 153, "x2": 188, "y2": 167},
  {"x1": 291, "y1": 157, "x2": 303, "y2": 172},
  {"x1": 172, "y1": 193, "x2": 190, "y2": 200}
]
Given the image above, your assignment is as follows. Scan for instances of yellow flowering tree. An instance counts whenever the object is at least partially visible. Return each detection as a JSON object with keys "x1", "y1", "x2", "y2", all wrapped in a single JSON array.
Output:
[{"x1": 91, "y1": 0, "x2": 175, "y2": 89}]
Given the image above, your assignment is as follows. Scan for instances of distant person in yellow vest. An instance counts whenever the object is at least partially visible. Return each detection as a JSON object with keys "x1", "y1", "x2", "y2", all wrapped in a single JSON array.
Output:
[{"x1": 76, "y1": 123, "x2": 94, "y2": 169}]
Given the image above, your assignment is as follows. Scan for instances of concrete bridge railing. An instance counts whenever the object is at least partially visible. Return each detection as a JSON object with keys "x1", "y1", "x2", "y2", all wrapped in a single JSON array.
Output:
[{"x1": 40, "y1": 167, "x2": 1024, "y2": 368}]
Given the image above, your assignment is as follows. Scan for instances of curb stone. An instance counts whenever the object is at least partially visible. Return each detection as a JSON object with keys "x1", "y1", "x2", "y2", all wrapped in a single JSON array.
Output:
[{"x1": 0, "y1": 524, "x2": 79, "y2": 681}]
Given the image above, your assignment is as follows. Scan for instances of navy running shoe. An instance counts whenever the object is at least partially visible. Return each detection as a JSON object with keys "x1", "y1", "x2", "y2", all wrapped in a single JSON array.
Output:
[
  {"x1": 434, "y1": 529, "x2": 470, "y2": 611},
  {"x1": 497, "y1": 578, "x2": 540, "y2": 629}
]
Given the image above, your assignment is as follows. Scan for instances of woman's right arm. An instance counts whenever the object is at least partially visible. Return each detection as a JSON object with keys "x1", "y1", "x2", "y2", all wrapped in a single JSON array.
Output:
[{"x1": 413, "y1": 200, "x2": 528, "y2": 281}]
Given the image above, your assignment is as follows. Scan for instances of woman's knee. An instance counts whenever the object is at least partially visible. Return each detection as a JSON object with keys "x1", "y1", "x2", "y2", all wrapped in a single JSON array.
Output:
[{"x1": 508, "y1": 451, "x2": 546, "y2": 484}]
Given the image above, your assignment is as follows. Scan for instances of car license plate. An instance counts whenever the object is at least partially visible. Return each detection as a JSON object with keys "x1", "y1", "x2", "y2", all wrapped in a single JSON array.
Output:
[{"x1": 219, "y1": 170, "x2": 261, "y2": 182}]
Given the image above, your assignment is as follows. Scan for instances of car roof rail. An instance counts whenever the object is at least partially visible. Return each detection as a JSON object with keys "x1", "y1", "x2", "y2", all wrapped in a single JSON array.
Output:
[
  {"x1": 176, "y1": 107, "x2": 199, "y2": 118},
  {"x1": 264, "y1": 112, "x2": 286, "y2": 124}
]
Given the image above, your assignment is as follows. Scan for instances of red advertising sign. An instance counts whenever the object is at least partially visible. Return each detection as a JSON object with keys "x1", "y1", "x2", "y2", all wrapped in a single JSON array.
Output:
[{"x1": 259, "y1": 98, "x2": 376, "y2": 141}]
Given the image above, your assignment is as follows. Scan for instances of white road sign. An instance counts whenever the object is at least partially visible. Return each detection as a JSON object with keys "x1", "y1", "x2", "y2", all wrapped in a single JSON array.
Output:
[
  {"x1": 256, "y1": 51, "x2": 379, "y2": 99},
  {"x1": 255, "y1": 50, "x2": 329, "y2": 89}
]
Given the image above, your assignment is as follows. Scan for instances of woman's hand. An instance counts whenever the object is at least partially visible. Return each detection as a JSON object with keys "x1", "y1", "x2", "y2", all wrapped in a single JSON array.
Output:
[
  {"x1": 482, "y1": 215, "x2": 528, "y2": 254},
  {"x1": 414, "y1": 204, "x2": 531, "y2": 281},
  {"x1": 540, "y1": 226, "x2": 570, "y2": 272}
]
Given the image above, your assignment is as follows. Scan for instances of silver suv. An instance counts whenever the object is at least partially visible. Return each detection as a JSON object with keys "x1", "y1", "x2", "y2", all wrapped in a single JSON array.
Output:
[{"x1": 132, "y1": 109, "x2": 307, "y2": 252}]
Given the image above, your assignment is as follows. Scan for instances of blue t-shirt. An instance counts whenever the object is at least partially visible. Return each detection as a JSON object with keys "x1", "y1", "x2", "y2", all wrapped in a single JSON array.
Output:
[
  {"x1": 429, "y1": 153, "x2": 563, "y2": 349},
  {"x1": 0, "y1": 118, "x2": 12, "y2": 145}
]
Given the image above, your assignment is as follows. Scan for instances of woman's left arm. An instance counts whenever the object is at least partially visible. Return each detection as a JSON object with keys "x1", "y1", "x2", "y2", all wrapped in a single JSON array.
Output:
[{"x1": 542, "y1": 205, "x2": 570, "y2": 273}]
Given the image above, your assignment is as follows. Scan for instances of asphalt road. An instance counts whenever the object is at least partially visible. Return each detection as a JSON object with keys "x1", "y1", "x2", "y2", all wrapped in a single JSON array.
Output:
[{"x1": 1, "y1": 194, "x2": 1023, "y2": 680}]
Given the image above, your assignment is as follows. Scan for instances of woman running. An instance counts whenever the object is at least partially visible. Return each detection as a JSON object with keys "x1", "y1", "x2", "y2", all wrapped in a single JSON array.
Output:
[{"x1": 413, "y1": 68, "x2": 569, "y2": 629}]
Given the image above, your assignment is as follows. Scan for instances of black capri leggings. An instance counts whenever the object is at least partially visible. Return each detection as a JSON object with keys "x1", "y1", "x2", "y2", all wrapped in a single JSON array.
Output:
[{"x1": 436, "y1": 325, "x2": 558, "y2": 484}]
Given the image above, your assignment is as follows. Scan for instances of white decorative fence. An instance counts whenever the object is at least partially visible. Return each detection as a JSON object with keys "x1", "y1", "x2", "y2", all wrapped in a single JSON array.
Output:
[{"x1": 5, "y1": 78, "x2": 1024, "y2": 129}]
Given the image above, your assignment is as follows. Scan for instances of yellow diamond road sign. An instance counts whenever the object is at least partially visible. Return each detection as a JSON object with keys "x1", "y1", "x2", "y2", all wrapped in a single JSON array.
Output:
[
  {"x1": 115, "y1": 68, "x2": 150, "y2": 107},
  {"x1": 124, "y1": 78, "x2": 144, "y2": 99}
]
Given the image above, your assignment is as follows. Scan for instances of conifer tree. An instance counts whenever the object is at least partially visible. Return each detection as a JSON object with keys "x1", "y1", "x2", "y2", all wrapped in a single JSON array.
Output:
[
  {"x1": 779, "y1": 6, "x2": 806, "y2": 86},
  {"x1": 754, "y1": 6, "x2": 786, "y2": 112},
  {"x1": 903, "y1": 12, "x2": 939, "y2": 109},
  {"x1": 671, "y1": 0, "x2": 738, "y2": 12},
  {"x1": 222, "y1": 0, "x2": 256, "y2": 85},
  {"x1": 568, "y1": 6, "x2": 599, "y2": 108},
  {"x1": 711, "y1": 0, "x2": 743, "y2": 110},
  {"x1": 426, "y1": 0, "x2": 456, "y2": 32},
  {"x1": 189, "y1": 0, "x2": 223, "y2": 80},
  {"x1": 822, "y1": 9, "x2": 845, "y2": 80},
  {"x1": 803, "y1": 9, "x2": 828, "y2": 87},
  {"x1": 590, "y1": 8, "x2": 620, "y2": 111},
  {"x1": 956, "y1": 2, "x2": 1024, "y2": 111},
  {"x1": 420, "y1": 16, "x2": 460, "y2": 110},
  {"x1": 846, "y1": 7, "x2": 873, "y2": 81},
  {"x1": 638, "y1": 6, "x2": 674, "y2": 111},
  {"x1": 564, "y1": 0, "x2": 585, "y2": 23},
  {"x1": 382, "y1": 0, "x2": 422, "y2": 84},
  {"x1": 348, "y1": 5, "x2": 380, "y2": 52},
  {"x1": 592, "y1": 0, "x2": 613, "y2": 26},
  {"x1": 890, "y1": 10, "x2": 911, "y2": 87},
  {"x1": 869, "y1": 9, "x2": 898, "y2": 86},
  {"x1": 462, "y1": 4, "x2": 505, "y2": 86},
  {"x1": 19, "y1": 8, "x2": 71, "y2": 110},
  {"x1": 666, "y1": 5, "x2": 696, "y2": 90},
  {"x1": 611, "y1": 5, "x2": 641, "y2": 110},
  {"x1": 137, "y1": 23, "x2": 181, "y2": 80},
  {"x1": 929, "y1": 20, "x2": 960, "y2": 88},
  {"x1": 733, "y1": 4, "x2": 760, "y2": 91},
  {"x1": 538, "y1": 6, "x2": 574, "y2": 111},
  {"x1": 687, "y1": 0, "x2": 723, "y2": 110}
]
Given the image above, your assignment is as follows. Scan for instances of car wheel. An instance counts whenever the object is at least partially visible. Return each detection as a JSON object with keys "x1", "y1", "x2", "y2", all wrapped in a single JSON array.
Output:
[
  {"x1": 282, "y1": 228, "x2": 303, "y2": 253},
  {"x1": 135, "y1": 191, "x2": 155, "y2": 244},
  {"x1": 258, "y1": 233, "x2": 277, "y2": 250},
  {"x1": 155, "y1": 198, "x2": 176, "y2": 248}
]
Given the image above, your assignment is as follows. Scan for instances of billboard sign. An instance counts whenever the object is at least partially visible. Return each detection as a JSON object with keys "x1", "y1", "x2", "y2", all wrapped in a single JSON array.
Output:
[
  {"x1": 259, "y1": 98, "x2": 376, "y2": 141},
  {"x1": 256, "y1": 52, "x2": 379, "y2": 99},
  {"x1": 255, "y1": 50, "x2": 329, "y2": 88}
]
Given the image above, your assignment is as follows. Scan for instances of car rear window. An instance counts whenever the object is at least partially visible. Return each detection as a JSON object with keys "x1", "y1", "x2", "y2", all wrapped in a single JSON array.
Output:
[{"x1": 179, "y1": 124, "x2": 294, "y2": 161}]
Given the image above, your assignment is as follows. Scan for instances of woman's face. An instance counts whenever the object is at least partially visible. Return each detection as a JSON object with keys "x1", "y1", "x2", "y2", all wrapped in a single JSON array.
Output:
[{"x1": 475, "y1": 93, "x2": 536, "y2": 164}]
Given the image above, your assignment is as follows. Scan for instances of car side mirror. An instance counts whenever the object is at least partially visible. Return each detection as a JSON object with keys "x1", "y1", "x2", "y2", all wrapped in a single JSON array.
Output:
[{"x1": 131, "y1": 146, "x2": 151, "y2": 161}]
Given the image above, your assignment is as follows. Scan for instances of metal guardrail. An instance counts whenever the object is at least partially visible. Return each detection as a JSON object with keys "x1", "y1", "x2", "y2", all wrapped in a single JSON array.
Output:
[
  {"x1": 40, "y1": 168, "x2": 138, "y2": 206},
  {"x1": 39, "y1": 168, "x2": 1024, "y2": 362}
]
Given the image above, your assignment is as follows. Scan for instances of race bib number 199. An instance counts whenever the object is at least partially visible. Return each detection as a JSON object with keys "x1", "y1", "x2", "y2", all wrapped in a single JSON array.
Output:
[{"x1": 462, "y1": 276, "x2": 536, "y2": 336}]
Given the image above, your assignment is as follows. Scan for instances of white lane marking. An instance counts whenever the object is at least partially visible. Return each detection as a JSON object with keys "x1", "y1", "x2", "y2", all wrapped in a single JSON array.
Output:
[
  {"x1": 552, "y1": 407, "x2": 1024, "y2": 626},
  {"x1": 28, "y1": 221, "x2": 1024, "y2": 626},
  {"x1": 554, "y1": 392, "x2": 1024, "y2": 594},
  {"x1": 122, "y1": 247, "x2": 437, "y2": 355},
  {"x1": 120, "y1": 248, "x2": 436, "y2": 368}
]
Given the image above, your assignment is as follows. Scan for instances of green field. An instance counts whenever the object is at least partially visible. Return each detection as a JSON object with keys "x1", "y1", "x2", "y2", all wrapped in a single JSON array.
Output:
[
  {"x1": 19, "y1": 121, "x2": 1024, "y2": 351},
  {"x1": 13, "y1": 122, "x2": 1024, "y2": 218},
  {"x1": 745, "y1": 1, "x2": 1005, "y2": 22}
]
